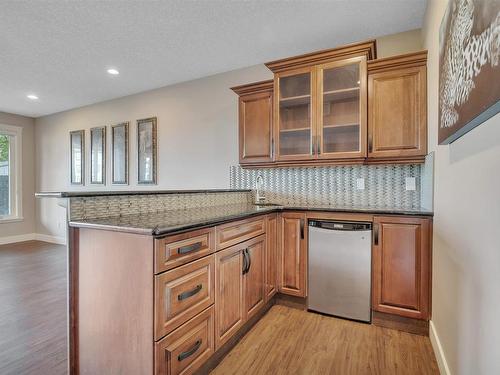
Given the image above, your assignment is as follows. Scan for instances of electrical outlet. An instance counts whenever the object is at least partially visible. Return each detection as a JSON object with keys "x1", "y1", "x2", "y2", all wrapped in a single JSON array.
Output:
[
  {"x1": 356, "y1": 178, "x2": 365, "y2": 190},
  {"x1": 405, "y1": 177, "x2": 416, "y2": 191}
]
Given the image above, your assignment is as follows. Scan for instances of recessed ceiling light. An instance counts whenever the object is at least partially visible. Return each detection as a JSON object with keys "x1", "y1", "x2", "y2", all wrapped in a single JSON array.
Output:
[
  {"x1": 107, "y1": 68, "x2": 119, "y2": 75},
  {"x1": 27, "y1": 94, "x2": 39, "y2": 100}
]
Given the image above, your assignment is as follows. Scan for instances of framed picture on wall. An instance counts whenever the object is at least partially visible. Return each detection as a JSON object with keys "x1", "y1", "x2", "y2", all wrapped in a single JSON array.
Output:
[
  {"x1": 137, "y1": 117, "x2": 157, "y2": 184},
  {"x1": 438, "y1": 0, "x2": 500, "y2": 144},
  {"x1": 70, "y1": 130, "x2": 85, "y2": 185},
  {"x1": 90, "y1": 126, "x2": 106, "y2": 184},
  {"x1": 111, "y1": 122, "x2": 129, "y2": 185}
]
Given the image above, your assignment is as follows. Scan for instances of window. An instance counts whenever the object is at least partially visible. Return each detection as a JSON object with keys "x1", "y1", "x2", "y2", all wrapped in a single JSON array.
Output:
[{"x1": 0, "y1": 124, "x2": 22, "y2": 222}]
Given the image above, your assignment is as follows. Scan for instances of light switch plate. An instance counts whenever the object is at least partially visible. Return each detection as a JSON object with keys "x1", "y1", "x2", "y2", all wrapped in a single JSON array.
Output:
[
  {"x1": 356, "y1": 178, "x2": 365, "y2": 190},
  {"x1": 405, "y1": 177, "x2": 416, "y2": 191}
]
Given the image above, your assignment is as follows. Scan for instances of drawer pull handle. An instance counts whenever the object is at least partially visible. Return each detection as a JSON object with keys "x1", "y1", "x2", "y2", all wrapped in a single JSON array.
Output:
[
  {"x1": 178, "y1": 242, "x2": 202, "y2": 255},
  {"x1": 373, "y1": 224, "x2": 379, "y2": 246},
  {"x1": 178, "y1": 284, "x2": 202, "y2": 301},
  {"x1": 178, "y1": 339, "x2": 202, "y2": 361}
]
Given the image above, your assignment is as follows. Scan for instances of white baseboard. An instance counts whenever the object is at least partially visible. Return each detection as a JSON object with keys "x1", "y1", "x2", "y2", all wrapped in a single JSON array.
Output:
[
  {"x1": 35, "y1": 233, "x2": 67, "y2": 245},
  {"x1": 0, "y1": 233, "x2": 36, "y2": 245},
  {"x1": 0, "y1": 233, "x2": 66, "y2": 245},
  {"x1": 430, "y1": 320, "x2": 451, "y2": 375}
]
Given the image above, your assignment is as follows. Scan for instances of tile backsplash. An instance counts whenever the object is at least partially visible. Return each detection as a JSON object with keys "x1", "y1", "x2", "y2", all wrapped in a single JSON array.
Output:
[
  {"x1": 69, "y1": 191, "x2": 252, "y2": 220},
  {"x1": 230, "y1": 161, "x2": 432, "y2": 210}
]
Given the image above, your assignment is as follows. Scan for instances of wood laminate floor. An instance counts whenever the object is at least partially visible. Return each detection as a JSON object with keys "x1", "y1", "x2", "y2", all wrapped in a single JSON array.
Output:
[
  {"x1": 0, "y1": 241, "x2": 67, "y2": 375},
  {"x1": 211, "y1": 305, "x2": 439, "y2": 375}
]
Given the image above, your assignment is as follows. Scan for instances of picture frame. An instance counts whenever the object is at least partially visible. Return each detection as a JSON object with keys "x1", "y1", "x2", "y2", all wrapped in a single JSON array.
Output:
[
  {"x1": 438, "y1": 0, "x2": 500, "y2": 144},
  {"x1": 111, "y1": 122, "x2": 129, "y2": 185},
  {"x1": 70, "y1": 130, "x2": 85, "y2": 185},
  {"x1": 137, "y1": 117, "x2": 157, "y2": 184},
  {"x1": 90, "y1": 126, "x2": 106, "y2": 184}
]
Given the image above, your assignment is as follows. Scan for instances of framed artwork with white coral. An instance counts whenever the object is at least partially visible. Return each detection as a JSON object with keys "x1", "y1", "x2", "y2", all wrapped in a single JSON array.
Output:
[{"x1": 439, "y1": 0, "x2": 500, "y2": 144}]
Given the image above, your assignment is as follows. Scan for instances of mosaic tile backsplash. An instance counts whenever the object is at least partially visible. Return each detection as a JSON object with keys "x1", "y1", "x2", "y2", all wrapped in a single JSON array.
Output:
[
  {"x1": 69, "y1": 191, "x2": 252, "y2": 220},
  {"x1": 230, "y1": 164, "x2": 426, "y2": 209}
]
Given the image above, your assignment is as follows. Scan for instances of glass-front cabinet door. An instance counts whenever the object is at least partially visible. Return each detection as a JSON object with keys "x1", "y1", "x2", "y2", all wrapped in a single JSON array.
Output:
[
  {"x1": 317, "y1": 56, "x2": 367, "y2": 159},
  {"x1": 275, "y1": 68, "x2": 315, "y2": 160}
]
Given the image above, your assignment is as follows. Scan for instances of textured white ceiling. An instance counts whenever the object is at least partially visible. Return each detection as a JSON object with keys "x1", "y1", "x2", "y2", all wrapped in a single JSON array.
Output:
[{"x1": 0, "y1": 0, "x2": 426, "y2": 117}]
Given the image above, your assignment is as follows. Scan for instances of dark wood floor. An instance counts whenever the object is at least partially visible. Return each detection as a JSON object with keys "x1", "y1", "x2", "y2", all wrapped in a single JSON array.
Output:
[{"x1": 0, "y1": 240, "x2": 67, "y2": 375}]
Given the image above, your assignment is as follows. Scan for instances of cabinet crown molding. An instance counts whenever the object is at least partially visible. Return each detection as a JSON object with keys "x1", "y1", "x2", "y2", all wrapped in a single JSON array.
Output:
[
  {"x1": 264, "y1": 40, "x2": 377, "y2": 73},
  {"x1": 231, "y1": 80, "x2": 274, "y2": 96},
  {"x1": 367, "y1": 50, "x2": 428, "y2": 73}
]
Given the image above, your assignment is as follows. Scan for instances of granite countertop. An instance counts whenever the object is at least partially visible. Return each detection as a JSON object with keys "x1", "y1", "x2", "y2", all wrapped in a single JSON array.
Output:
[
  {"x1": 35, "y1": 189, "x2": 251, "y2": 198},
  {"x1": 69, "y1": 203, "x2": 433, "y2": 236}
]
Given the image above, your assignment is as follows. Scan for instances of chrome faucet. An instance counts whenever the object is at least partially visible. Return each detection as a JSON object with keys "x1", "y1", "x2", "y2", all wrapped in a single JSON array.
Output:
[{"x1": 255, "y1": 175, "x2": 266, "y2": 204}]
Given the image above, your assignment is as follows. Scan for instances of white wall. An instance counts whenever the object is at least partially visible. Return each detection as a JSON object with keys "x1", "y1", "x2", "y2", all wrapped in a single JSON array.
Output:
[
  {"x1": 35, "y1": 31, "x2": 423, "y2": 239},
  {"x1": 422, "y1": 1, "x2": 500, "y2": 374},
  {"x1": 35, "y1": 65, "x2": 273, "y2": 237},
  {"x1": 0, "y1": 111, "x2": 36, "y2": 240}
]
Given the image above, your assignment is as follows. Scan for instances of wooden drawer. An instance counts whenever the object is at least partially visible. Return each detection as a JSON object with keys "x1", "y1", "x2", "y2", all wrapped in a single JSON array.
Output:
[
  {"x1": 155, "y1": 306, "x2": 214, "y2": 375},
  {"x1": 155, "y1": 255, "x2": 215, "y2": 340},
  {"x1": 216, "y1": 216, "x2": 266, "y2": 250},
  {"x1": 155, "y1": 227, "x2": 215, "y2": 274}
]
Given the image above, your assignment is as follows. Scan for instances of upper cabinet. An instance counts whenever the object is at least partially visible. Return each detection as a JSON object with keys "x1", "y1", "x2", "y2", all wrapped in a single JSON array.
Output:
[
  {"x1": 268, "y1": 41, "x2": 374, "y2": 164},
  {"x1": 367, "y1": 52, "x2": 428, "y2": 161},
  {"x1": 232, "y1": 41, "x2": 428, "y2": 167},
  {"x1": 317, "y1": 57, "x2": 367, "y2": 160},
  {"x1": 231, "y1": 81, "x2": 274, "y2": 165},
  {"x1": 275, "y1": 68, "x2": 315, "y2": 161}
]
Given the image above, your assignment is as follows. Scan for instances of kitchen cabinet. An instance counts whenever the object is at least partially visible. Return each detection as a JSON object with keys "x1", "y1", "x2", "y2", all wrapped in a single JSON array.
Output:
[
  {"x1": 214, "y1": 242, "x2": 245, "y2": 349},
  {"x1": 372, "y1": 215, "x2": 432, "y2": 320},
  {"x1": 216, "y1": 216, "x2": 266, "y2": 250},
  {"x1": 243, "y1": 235, "x2": 266, "y2": 320},
  {"x1": 265, "y1": 214, "x2": 278, "y2": 300},
  {"x1": 268, "y1": 40, "x2": 374, "y2": 165},
  {"x1": 274, "y1": 67, "x2": 316, "y2": 161},
  {"x1": 279, "y1": 212, "x2": 307, "y2": 297},
  {"x1": 233, "y1": 42, "x2": 428, "y2": 167},
  {"x1": 317, "y1": 56, "x2": 367, "y2": 159},
  {"x1": 155, "y1": 306, "x2": 215, "y2": 375},
  {"x1": 231, "y1": 80, "x2": 274, "y2": 165},
  {"x1": 215, "y1": 234, "x2": 267, "y2": 349},
  {"x1": 155, "y1": 255, "x2": 215, "y2": 339},
  {"x1": 367, "y1": 52, "x2": 427, "y2": 161},
  {"x1": 273, "y1": 58, "x2": 368, "y2": 162}
]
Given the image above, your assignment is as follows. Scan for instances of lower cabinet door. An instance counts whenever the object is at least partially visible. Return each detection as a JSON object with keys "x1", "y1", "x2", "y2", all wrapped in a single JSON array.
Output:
[
  {"x1": 244, "y1": 235, "x2": 266, "y2": 320},
  {"x1": 155, "y1": 306, "x2": 214, "y2": 375},
  {"x1": 372, "y1": 216, "x2": 432, "y2": 320},
  {"x1": 279, "y1": 212, "x2": 307, "y2": 297},
  {"x1": 265, "y1": 214, "x2": 278, "y2": 301},
  {"x1": 214, "y1": 244, "x2": 245, "y2": 349}
]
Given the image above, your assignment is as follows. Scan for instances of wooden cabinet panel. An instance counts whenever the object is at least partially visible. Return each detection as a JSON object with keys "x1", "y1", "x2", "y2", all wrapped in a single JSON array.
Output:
[
  {"x1": 155, "y1": 227, "x2": 215, "y2": 274},
  {"x1": 372, "y1": 216, "x2": 431, "y2": 320},
  {"x1": 155, "y1": 306, "x2": 215, "y2": 375},
  {"x1": 214, "y1": 243, "x2": 245, "y2": 349},
  {"x1": 244, "y1": 235, "x2": 266, "y2": 320},
  {"x1": 368, "y1": 53, "x2": 427, "y2": 159},
  {"x1": 232, "y1": 81, "x2": 274, "y2": 164},
  {"x1": 77, "y1": 229, "x2": 154, "y2": 375},
  {"x1": 216, "y1": 216, "x2": 266, "y2": 250},
  {"x1": 155, "y1": 255, "x2": 215, "y2": 340},
  {"x1": 279, "y1": 212, "x2": 307, "y2": 297},
  {"x1": 265, "y1": 214, "x2": 278, "y2": 300}
]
